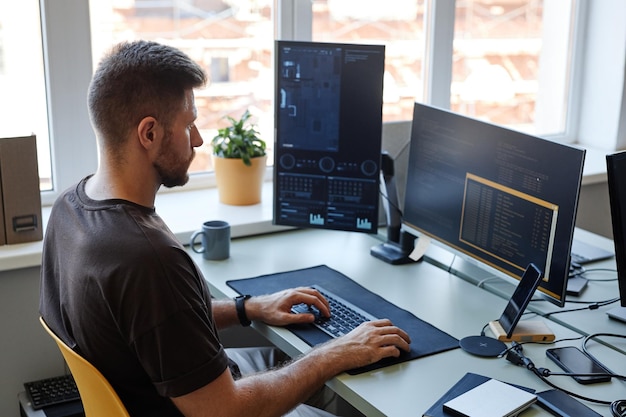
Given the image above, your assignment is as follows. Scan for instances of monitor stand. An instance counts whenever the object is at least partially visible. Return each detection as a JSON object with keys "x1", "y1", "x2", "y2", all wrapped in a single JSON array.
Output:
[
  {"x1": 370, "y1": 152, "x2": 418, "y2": 265},
  {"x1": 607, "y1": 306, "x2": 626, "y2": 323},
  {"x1": 371, "y1": 230, "x2": 417, "y2": 265}
]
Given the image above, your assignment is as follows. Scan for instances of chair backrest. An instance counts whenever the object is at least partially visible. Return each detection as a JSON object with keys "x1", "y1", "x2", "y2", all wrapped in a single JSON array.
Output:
[{"x1": 40, "y1": 317, "x2": 130, "y2": 417}]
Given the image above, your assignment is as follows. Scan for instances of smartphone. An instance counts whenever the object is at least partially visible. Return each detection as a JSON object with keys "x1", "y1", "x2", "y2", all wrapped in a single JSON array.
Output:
[
  {"x1": 498, "y1": 263, "x2": 543, "y2": 338},
  {"x1": 546, "y1": 346, "x2": 612, "y2": 384}
]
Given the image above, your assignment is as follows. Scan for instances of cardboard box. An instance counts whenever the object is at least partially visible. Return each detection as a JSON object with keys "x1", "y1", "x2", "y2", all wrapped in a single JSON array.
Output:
[{"x1": 0, "y1": 135, "x2": 43, "y2": 245}]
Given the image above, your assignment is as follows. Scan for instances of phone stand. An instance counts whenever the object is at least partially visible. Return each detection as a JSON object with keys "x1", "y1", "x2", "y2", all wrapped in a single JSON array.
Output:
[{"x1": 489, "y1": 319, "x2": 555, "y2": 343}]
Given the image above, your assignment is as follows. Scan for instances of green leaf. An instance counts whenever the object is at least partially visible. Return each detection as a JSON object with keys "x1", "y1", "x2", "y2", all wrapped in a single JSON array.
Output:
[{"x1": 211, "y1": 109, "x2": 266, "y2": 164}]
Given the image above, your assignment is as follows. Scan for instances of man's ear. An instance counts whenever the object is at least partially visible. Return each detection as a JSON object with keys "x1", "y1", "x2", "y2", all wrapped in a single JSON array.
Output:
[{"x1": 137, "y1": 116, "x2": 160, "y2": 150}]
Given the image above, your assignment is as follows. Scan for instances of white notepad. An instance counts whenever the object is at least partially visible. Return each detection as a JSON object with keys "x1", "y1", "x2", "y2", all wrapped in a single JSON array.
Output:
[{"x1": 443, "y1": 378, "x2": 536, "y2": 417}]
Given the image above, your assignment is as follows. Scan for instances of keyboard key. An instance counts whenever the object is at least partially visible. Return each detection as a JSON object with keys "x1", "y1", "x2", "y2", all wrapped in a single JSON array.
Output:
[{"x1": 24, "y1": 374, "x2": 81, "y2": 409}]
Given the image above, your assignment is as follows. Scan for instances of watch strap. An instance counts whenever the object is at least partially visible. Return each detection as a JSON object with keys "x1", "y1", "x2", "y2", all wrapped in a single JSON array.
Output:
[{"x1": 234, "y1": 294, "x2": 252, "y2": 327}]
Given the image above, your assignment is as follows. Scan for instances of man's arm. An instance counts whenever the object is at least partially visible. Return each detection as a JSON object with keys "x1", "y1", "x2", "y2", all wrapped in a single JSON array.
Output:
[
  {"x1": 171, "y1": 319, "x2": 411, "y2": 417},
  {"x1": 212, "y1": 287, "x2": 331, "y2": 329}
]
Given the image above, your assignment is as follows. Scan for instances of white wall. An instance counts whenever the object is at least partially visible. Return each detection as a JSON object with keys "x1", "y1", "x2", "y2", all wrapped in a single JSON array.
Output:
[{"x1": 0, "y1": 267, "x2": 64, "y2": 417}]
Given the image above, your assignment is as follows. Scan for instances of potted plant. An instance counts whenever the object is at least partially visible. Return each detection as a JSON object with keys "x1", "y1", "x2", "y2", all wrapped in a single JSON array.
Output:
[{"x1": 211, "y1": 110, "x2": 267, "y2": 205}]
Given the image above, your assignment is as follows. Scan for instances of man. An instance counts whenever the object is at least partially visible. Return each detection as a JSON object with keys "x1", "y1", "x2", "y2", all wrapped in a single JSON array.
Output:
[{"x1": 40, "y1": 40, "x2": 411, "y2": 417}]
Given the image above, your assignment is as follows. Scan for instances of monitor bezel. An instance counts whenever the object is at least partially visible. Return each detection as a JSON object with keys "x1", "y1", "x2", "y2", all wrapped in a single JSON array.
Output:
[{"x1": 606, "y1": 151, "x2": 626, "y2": 307}]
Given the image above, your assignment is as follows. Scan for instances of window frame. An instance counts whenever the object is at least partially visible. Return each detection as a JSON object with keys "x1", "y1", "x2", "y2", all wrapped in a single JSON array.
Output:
[
  {"x1": 40, "y1": 0, "x2": 626, "y2": 205},
  {"x1": 40, "y1": 0, "x2": 97, "y2": 206}
]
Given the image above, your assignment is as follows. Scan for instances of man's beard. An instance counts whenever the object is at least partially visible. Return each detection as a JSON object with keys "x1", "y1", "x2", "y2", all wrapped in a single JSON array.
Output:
[{"x1": 154, "y1": 136, "x2": 195, "y2": 188}]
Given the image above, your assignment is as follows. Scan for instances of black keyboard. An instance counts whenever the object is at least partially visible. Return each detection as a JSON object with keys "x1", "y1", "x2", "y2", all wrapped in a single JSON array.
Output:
[
  {"x1": 291, "y1": 284, "x2": 377, "y2": 338},
  {"x1": 24, "y1": 374, "x2": 81, "y2": 409}
]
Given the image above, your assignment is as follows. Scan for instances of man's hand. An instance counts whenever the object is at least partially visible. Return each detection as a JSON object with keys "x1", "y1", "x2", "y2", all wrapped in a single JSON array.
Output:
[
  {"x1": 243, "y1": 288, "x2": 412, "y2": 371},
  {"x1": 244, "y1": 287, "x2": 331, "y2": 326},
  {"x1": 316, "y1": 319, "x2": 412, "y2": 371}
]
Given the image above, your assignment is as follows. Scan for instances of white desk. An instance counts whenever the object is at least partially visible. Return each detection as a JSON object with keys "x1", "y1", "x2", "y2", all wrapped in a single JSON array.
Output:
[{"x1": 188, "y1": 228, "x2": 626, "y2": 417}]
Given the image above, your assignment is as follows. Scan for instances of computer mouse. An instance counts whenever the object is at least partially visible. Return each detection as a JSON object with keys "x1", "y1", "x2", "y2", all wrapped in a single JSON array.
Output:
[{"x1": 291, "y1": 303, "x2": 326, "y2": 321}]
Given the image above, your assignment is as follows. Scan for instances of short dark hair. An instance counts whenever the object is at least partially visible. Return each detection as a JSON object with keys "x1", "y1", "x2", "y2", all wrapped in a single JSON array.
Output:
[{"x1": 87, "y1": 40, "x2": 207, "y2": 149}]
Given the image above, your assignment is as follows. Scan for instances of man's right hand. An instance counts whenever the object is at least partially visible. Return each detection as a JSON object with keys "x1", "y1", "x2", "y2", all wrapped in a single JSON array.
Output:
[
  {"x1": 318, "y1": 319, "x2": 411, "y2": 372},
  {"x1": 172, "y1": 318, "x2": 410, "y2": 417}
]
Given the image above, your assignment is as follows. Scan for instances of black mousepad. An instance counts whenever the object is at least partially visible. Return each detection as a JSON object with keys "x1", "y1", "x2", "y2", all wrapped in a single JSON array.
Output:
[{"x1": 226, "y1": 264, "x2": 459, "y2": 374}]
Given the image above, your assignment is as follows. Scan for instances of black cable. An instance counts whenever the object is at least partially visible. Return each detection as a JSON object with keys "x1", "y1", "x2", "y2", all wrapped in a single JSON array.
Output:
[
  {"x1": 581, "y1": 333, "x2": 626, "y2": 381},
  {"x1": 568, "y1": 266, "x2": 616, "y2": 279},
  {"x1": 540, "y1": 297, "x2": 620, "y2": 318},
  {"x1": 565, "y1": 297, "x2": 619, "y2": 305},
  {"x1": 612, "y1": 400, "x2": 626, "y2": 417},
  {"x1": 480, "y1": 322, "x2": 489, "y2": 336},
  {"x1": 377, "y1": 188, "x2": 403, "y2": 218},
  {"x1": 505, "y1": 346, "x2": 614, "y2": 405},
  {"x1": 497, "y1": 336, "x2": 585, "y2": 358},
  {"x1": 505, "y1": 339, "x2": 626, "y2": 415},
  {"x1": 569, "y1": 265, "x2": 587, "y2": 277},
  {"x1": 532, "y1": 367, "x2": 614, "y2": 406},
  {"x1": 585, "y1": 273, "x2": 618, "y2": 282}
]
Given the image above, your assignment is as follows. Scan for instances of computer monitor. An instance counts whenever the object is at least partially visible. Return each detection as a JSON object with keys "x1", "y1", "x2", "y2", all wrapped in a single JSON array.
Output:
[
  {"x1": 402, "y1": 103, "x2": 586, "y2": 307},
  {"x1": 606, "y1": 151, "x2": 626, "y2": 307},
  {"x1": 273, "y1": 40, "x2": 385, "y2": 233}
]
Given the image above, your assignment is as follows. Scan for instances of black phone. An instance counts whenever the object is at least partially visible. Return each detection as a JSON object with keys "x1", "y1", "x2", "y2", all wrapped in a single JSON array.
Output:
[
  {"x1": 546, "y1": 346, "x2": 612, "y2": 384},
  {"x1": 498, "y1": 263, "x2": 543, "y2": 338}
]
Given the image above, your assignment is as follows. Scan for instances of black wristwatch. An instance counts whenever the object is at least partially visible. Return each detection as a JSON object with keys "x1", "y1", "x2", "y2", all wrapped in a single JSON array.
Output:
[{"x1": 234, "y1": 294, "x2": 252, "y2": 327}]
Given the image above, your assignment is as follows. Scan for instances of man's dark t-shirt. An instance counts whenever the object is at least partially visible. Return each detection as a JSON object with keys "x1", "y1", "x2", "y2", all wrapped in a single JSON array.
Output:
[{"x1": 40, "y1": 177, "x2": 230, "y2": 416}]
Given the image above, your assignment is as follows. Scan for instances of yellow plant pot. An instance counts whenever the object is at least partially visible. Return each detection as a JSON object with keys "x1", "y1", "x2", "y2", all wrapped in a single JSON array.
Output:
[{"x1": 213, "y1": 155, "x2": 267, "y2": 205}]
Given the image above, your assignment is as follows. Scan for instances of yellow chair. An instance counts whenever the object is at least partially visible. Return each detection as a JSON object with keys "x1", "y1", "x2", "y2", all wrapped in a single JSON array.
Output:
[{"x1": 40, "y1": 317, "x2": 130, "y2": 417}]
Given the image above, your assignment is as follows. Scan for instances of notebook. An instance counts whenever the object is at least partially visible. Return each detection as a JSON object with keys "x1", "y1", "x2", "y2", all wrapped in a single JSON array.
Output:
[
  {"x1": 443, "y1": 378, "x2": 536, "y2": 417},
  {"x1": 423, "y1": 373, "x2": 536, "y2": 417}
]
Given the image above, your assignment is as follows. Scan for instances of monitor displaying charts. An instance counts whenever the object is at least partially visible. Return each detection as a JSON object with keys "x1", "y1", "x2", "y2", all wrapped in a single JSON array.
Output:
[{"x1": 273, "y1": 40, "x2": 385, "y2": 233}]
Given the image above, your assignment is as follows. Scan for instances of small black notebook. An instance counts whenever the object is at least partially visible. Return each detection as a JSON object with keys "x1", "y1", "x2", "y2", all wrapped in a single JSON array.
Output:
[{"x1": 226, "y1": 264, "x2": 459, "y2": 374}]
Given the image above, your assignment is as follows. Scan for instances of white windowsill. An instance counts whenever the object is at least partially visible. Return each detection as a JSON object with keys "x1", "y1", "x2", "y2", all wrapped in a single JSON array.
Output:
[
  {"x1": 580, "y1": 146, "x2": 608, "y2": 185},
  {"x1": 0, "y1": 147, "x2": 610, "y2": 273},
  {"x1": 156, "y1": 181, "x2": 291, "y2": 243},
  {"x1": 0, "y1": 181, "x2": 286, "y2": 272}
]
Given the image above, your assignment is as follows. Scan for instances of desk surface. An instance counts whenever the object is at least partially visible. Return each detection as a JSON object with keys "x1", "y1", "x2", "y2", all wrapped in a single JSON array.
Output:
[{"x1": 187, "y1": 228, "x2": 626, "y2": 417}]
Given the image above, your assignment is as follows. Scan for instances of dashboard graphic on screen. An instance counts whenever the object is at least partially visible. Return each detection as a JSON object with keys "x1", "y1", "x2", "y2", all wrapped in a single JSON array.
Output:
[{"x1": 273, "y1": 41, "x2": 385, "y2": 233}]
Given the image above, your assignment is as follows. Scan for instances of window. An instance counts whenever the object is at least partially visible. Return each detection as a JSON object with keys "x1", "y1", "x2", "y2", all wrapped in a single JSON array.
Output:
[
  {"x1": 451, "y1": 0, "x2": 575, "y2": 137},
  {"x1": 312, "y1": 0, "x2": 425, "y2": 123},
  {"x1": 89, "y1": 0, "x2": 275, "y2": 174},
  {"x1": 0, "y1": 2, "x2": 52, "y2": 191},
  {"x1": 17, "y1": 0, "x2": 626, "y2": 204},
  {"x1": 311, "y1": 0, "x2": 577, "y2": 137}
]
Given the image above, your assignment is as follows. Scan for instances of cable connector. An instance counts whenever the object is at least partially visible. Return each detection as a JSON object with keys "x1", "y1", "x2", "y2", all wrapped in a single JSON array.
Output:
[{"x1": 505, "y1": 348, "x2": 536, "y2": 370}]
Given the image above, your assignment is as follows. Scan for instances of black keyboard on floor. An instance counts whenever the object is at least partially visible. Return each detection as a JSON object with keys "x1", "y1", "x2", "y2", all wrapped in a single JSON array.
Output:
[
  {"x1": 24, "y1": 374, "x2": 81, "y2": 409},
  {"x1": 291, "y1": 284, "x2": 377, "y2": 338}
]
